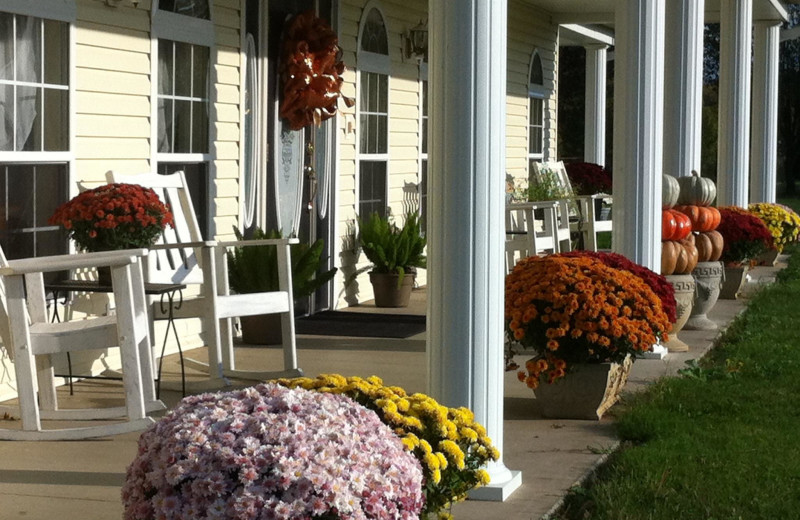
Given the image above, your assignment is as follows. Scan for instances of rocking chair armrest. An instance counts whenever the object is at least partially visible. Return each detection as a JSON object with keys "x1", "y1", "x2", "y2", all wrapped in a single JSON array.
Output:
[
  {"x1": 149, "y1": 240, "x2": 217, "y2": 251},
  {"x1": 215, "y1": 238, "x2": 300, "y2": 249},
  {"x1": 0, "y1": 248, "x2": 148, "y2": 275}
]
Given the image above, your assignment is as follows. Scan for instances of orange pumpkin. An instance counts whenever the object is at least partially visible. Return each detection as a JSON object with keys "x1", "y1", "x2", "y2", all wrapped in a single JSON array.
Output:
[
  {"x1": 661, "y1": 240, "x2": 680, "y2": 275},
  {"x1": 672, "y1": 210, "x2": 692, "y2": 241},
  {"x1": 662, "y1": 210, "x2": 677, "y2": 241},
  {"x1": 674, "y1": 205, "x2": 721, "y2": 233}
]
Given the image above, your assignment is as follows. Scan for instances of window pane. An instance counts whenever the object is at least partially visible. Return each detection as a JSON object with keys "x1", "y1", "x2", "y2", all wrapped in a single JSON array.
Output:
[
  {"x1": 174, "y1": 99, "x2": 192, "y2": 153},
  {"x1": 422, "y1": 81, "x2": 428, "y2": 117},
  {"x1": 158, "y1": 41, "x2": 174, "y2": 95},
  {"x1": 421, "y1": 117, "x2": 428, "y2": 154},
  {"x1": 0, "y1": 163, "x2": 68, "y2": 260},
  {"x1": 530, "y1": 53, "x2": 543, "y2": 85},
  {"x1": 15, "y1": 16, "x2": 41, "y2": 84},
  {"x1": 159, "y1": 0, "x2": 210, "y2": 20},
  {"x1": 158, "y1": 97, "x2": 173, "y2": 153},
  {"x1": 158, "y1": 162, "x2": 209, "y2": 239},
  {"x1": 377, "y1": 114, "x2": 387, "y2": 154},
  {"x1": 530, "y1": 127, "x2": 542, "y2": 155},
  {"x1": 43, "y1": 19, "x2": 68, "y2": 86},
  {"x1": 0, "y1": 13, "x2": 13, "y2": 81},
  {"x1": 191, "y1": 100, "x2": 208, "y2": 153},
  {"x1": 359, "y1": 160, "x2": 387, "y2": 218},
  {"x1": 0, "y1": 84, "x2": 13, "y2": 151},
  {"x1": 377, "y1": 74, "x2": 388, "y2": 112},
  {"x1": 360, "y1": 9, "x2": 388, "y2": 55},
  {"x1": 43, "y1": 88, "x2": 68, "y2": 151},
  {"x1": 175, "y1": 42, "x2": 192, "y2": 98},
  {"x1": 359, "y1": 72, "x2": 370, "y2": 109},
  {"x1": 359, "y1": 113, "x2": 370, "y2": 153},
  {"x1": 193, "y1": 45, "x2": 209, "y2": 98},
  {"x1": 368, "y1": 114, "x2": 378, "y2": 153},
  {"x1": 16, "y1": 86, "x2": 41, "y2": 151}
]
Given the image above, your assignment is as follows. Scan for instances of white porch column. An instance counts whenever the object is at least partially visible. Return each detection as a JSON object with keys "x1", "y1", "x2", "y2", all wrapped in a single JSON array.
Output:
[
  {"x1": 717, "y1": 0, "x2": 753, "y2": 207},
  {"x1": 663, "y1": 0, "x2": 704, "y2": 178},
  {"x1": 427, "y1": 0, "x2": 521, "y2": 500},
  {"x1": 750, "y1": 21, "x2": 780, "y2": 203},
  {"x1": 612, "y1": 0, "x2": 665, "y2": 271},
  {"x1": 584, "y1": 44, "x2": 607, "y2": 167}
]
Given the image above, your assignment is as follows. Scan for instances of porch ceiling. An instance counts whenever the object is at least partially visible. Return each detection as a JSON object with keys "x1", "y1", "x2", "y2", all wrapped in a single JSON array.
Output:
[{"x1": 523, "y1": 0, "x2": 789, "y2": 24}]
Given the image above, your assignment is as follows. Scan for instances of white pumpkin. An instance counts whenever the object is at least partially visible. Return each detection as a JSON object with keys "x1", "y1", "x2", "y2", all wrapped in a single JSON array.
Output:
[{"x1": 662, "y1": 174, "x2": 680, "y2": 209}]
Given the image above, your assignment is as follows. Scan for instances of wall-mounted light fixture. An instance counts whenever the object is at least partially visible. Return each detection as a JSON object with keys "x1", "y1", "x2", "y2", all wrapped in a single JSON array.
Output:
[{"x1": 403, "y1": 20, "x2": 428, "y2": 61}]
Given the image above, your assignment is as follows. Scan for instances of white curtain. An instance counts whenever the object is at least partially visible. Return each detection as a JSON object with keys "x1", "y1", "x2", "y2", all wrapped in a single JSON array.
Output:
[
  {"x1": 157, "y1": 43, "x2": 171, "y2": 153},
  {"x1": 0, "y1": 14, "x2": 38, "y2": 151}
]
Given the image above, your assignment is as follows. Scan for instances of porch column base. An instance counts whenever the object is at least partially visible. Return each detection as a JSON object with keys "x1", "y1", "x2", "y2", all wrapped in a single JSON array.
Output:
[{"x1": 469, "y1": 465, "x2": 523, "y2": 501}]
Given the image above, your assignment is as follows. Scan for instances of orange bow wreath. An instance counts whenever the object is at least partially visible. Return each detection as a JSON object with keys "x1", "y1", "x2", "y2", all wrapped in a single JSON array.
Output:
[{"x1": 279, "y1": 11, "x2": 354, "y2": 131}]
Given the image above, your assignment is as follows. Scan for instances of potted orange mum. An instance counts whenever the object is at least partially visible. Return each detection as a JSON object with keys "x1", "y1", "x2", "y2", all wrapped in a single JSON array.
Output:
[{"x1": 506, "y1": 255, "x2": 670, "y2": 419}]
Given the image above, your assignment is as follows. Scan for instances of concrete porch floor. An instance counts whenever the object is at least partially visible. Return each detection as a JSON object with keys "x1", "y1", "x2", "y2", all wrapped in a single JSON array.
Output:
[{"x1": 0, "y1": 259, "x2": 785, "y2": 520}]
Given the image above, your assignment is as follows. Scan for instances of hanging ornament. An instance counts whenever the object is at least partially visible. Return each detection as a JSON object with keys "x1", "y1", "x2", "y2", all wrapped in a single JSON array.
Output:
[{"x1": 279, "y1": 10, "x2": 354, "y2": 131}]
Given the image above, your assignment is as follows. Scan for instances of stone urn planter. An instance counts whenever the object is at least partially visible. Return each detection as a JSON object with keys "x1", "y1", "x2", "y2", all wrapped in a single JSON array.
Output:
[
  {"x1": 532, "y1": 355, "x2": 633, "y2": 420},
  {"x1": 369, "y1": 271, "x2": 416, "y2": 308},
  {"x1": 755, "y1": 249, "x2": 780, "y2": 267},
  {"x1": 664, "y1": 274, "x2": 695, "y2": 353},
  {"x1": 684, "y1": 261, "x2": 723, "y2": 331},
  {"x1": 719, "y1": 263, "x2": 750, "y2": 300}
]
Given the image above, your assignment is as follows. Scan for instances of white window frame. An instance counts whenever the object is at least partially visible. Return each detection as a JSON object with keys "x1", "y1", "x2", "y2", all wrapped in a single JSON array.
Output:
[
  {"x1": 528, "y1": 49, "x2": 548, "y2": 166},
  {"x1": 151, "y1": 0, "x2": 215, "y2": 236},
  {"x1": 417, "y1": 61, "x2": 428, "y2": 226},
  {"x1": 356, "y1": 2, "x2": 391, "y2": 219},
  {"x1": 0, "y1": 2, "x2": 76, "y2": 258}
]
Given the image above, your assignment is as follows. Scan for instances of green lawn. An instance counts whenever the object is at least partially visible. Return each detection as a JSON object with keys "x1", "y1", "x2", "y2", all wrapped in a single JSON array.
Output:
[
  {"x1": 557, "y1": 244, "x2": 800, "y2": 520},
  {"x1": 777, "y1": 197, "x2": 800, "y2": 215}
]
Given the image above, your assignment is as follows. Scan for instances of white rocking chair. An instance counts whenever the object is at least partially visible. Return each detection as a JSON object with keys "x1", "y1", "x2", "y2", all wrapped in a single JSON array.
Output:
[
  {"x1": 505, "y1": 201, "x2": 560, "y2": 273},
  {"x1": 106, "y1": 171, "x2": 303, "y2": 387},
  {"x1": 0, "y1": 248, "x2": 164, "y2": 440},
  {"x1": 532, "y1": 161, "x2": 613, "y2": 252}
]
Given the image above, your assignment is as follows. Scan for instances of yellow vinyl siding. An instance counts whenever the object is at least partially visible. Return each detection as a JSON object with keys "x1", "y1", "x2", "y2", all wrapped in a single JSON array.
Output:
[{"x1": 506, "y1": 0, "x2": 558, "y2": 183}]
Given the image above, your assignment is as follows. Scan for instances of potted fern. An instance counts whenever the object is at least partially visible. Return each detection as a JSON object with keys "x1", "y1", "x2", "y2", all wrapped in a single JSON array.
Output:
[
  {"x1": 357, "y1": 211, "x2": 426, "y2": 307},
  {"x1": 227, "y1": 227, "x2": 337, "y2": 344}
]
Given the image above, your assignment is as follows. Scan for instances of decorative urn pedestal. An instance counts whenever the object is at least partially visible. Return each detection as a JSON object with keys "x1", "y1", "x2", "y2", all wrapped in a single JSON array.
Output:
[
  {"x1": 719, "y1": 264, "x2": 750, "y2": 300},
  {"x1": 533, "y1": 356, "x2": 633, "y2": 421},
  {"x1": 684, "y1": 261, "x2": 723, "y2": 331},
  {"x1": 663, "y1": 274, "x2": 695, "y2": 353}
]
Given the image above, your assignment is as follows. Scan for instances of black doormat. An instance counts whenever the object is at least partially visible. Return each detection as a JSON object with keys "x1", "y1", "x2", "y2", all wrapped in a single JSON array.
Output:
[{"x1": 295, "y1": 311, "x2": 426, "y2": 338}]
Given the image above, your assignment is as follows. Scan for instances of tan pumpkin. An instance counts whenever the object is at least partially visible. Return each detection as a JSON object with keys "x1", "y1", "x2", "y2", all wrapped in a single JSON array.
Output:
[
  {"x1": 661, "y1": 240, "x2": 680, "y2": 275},
  {"x1": 677, "y1": 170, "x2": 717, "y2": 206},
  {"x1": 674, "y1": 243, "x2": 690, "y2": 274},
  {"x1": 695, "y1": 232, "x2": 713, "y2": 262},
  {"x1": 706, "y1": 230, "x2": 724, "y2": 261},
  {"x1": 663, "y1": 174, "x2": 680, "y2": 209},
  {"x1": 680, "y1": 232, "x2": 696, "y2": 247},
  {"x1": 681, "y1": 242, "x2": 699, "y2": 273}
]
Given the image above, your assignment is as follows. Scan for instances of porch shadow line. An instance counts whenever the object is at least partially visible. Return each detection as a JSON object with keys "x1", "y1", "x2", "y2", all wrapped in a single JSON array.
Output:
[{"x1": 0, "y1": 469, "x2": 125, "y2": 487}]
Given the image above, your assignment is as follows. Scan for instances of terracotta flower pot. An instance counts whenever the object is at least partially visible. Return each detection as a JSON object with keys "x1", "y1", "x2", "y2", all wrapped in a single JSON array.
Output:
[
  {"x1": 369, "y1": 271, "x2": 415, "y2": 308},
  {"x1": 664, "y1": 274, "x2": 695, "y2": 353},
  {"x1": 532, "y1": 355, "x2": 633, "y2": 420}
]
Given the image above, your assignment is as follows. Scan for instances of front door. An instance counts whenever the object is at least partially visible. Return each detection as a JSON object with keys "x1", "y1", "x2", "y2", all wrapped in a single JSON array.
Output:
[{"x1": 243, "y1": 0, "x2": 337, "y2": 314}]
